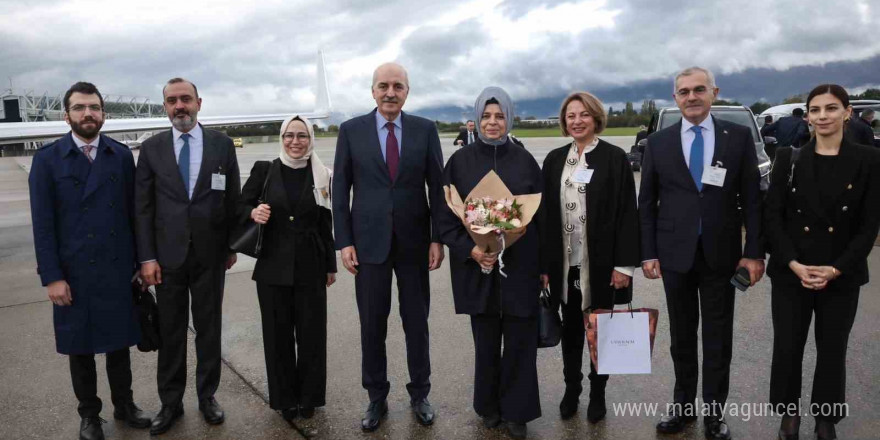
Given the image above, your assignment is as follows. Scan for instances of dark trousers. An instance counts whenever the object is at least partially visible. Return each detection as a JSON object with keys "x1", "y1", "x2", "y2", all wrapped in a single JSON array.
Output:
[
  {"x1": 660, "y1": 243, "x2": 735, "y2": 414},
  {"x1": 470, "y1": 313, "x2": 541, "y2": 424},
  {"x1": 355, "y1": 236, "x2": 431, "y2": 403},
  {"x1": 560, "y1": 267, "x2": 608, "y2": 395},
  {"x1": 769, "y1": 282, "x2": 859, "y2": 423},
  {"x1": 69, "y1": 348, "x2": 133, "y2": 418},
  {"x1": 256, "y1": 280, "x2": 327, "y2": 410},
  {"x1": 156, "y1": 245, "x2": 225, "y2": 405}
]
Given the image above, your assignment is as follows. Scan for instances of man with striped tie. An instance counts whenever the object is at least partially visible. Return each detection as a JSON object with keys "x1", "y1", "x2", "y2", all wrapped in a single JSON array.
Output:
[
  {"x1": 29, "y1": 82, "x2": 151, "y2": 440},
  {"x1": 638, "y1": 67, "x2": 764, "y2": 440},
  {"x1": 135, "y1": 78, "x2": 241, "y2": 435}
]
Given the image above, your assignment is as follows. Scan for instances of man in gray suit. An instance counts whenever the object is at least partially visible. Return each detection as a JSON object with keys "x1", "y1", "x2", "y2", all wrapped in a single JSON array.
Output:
[
  {"x1": 332, "y1": 62, "x2": 445, "y2": 431},
  {"x1": 135, "y1": 78, "x2": 241, "y2": 435}
]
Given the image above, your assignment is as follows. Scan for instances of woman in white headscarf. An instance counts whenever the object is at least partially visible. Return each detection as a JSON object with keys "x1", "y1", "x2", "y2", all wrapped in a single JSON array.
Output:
[
  {"x1": 438, "y1": 87, "x2": 547, "y2": 439},
  {"x1": 239, "y1": 115, "x2": 336, "y2": 422}
]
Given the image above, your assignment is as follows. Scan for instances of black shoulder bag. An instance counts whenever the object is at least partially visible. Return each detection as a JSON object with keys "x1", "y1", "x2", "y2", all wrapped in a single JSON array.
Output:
[{"x1": 231, "y1": 162, "x2": 272, "y2": 258}]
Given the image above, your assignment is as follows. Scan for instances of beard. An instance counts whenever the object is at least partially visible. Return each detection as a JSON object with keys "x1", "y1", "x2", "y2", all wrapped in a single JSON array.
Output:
[
  {"x1": 170, "y1": 111, "x2": 197, "y2": 132},
  {"x1": 69, "y1": 117, "x2": 103, "y2": 140}
]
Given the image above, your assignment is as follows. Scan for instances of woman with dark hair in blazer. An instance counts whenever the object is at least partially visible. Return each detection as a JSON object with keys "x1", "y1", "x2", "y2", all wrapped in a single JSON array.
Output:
[
  {"x1": 765, "y1": 84, "x2": 880, "y2": 440},
  {"x1": 542, "y1": 91, "x2": 640, "y2": 423},
  {"x1": 241, "y1": 115, "x2": 336, "y2": 422}
]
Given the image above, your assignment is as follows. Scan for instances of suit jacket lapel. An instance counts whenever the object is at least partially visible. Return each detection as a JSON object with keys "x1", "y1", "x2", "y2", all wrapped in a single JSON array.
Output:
[
  {"x1": 666, "y1": 122, "x2": 697, "y2": 192},
  {"x1": 795, "y1": 141, "x2": 830, "y2": 223},
  {"x1": 158, "y1": 131, "x2": 189, "y2": 200},
  {"x1": 60, "y1": 133, "x2": 91, "y2": 192},
  {"x1": 81, "y1": 135, "x2": 113, "y2": 200},
  {"x1": 192, "y1": 127, "x2": 214, "y2": 199},
  {"x1": 365, "y1": 111, "x2": 392, "y2": 184},
  {"x1": 711, "y1": 116, "x2": 730, "y2": 168},
  {"x1": 398, "y1": 112, "x2": 417, "y2": 184},
  {"x1": 268, "y1": 159, "x2": 292, "y2": 213}
]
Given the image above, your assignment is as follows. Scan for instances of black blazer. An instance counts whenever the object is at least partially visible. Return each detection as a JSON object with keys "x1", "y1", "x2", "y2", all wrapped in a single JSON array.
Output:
[
  {"x1": 846, "y1": 118, "x2": 875, "y2": 148},
  {"x1": 542, "y1": 139, "x2": 640, "y2": 308},
  {"x1": 454, "y1": 130, "x2": 476, "y2": 146},
  {"x1": 331, "y1": 110, "x2": 444, "y2": 264},
  {"x1": 639, "y1": 116, "x2": 763, "y2": 273},
  {"x1": 764, "y1": 139, "x2": 880, "y2": 287},
  {"x1": 135, "y1": 126, "x2": 241, "y2": 269},
  {"x1": 240, "y1": 160, "x2": 336, "y2": 286}
]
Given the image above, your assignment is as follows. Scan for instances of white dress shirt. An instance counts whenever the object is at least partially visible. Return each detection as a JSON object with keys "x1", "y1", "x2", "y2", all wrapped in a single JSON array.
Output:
[
  {"x1": 71, "y1": 133, "x2": 99, "y2": 161},
  {"x1": 680, "y1": 114, "x2": 715, "y2": 169},
  {"x1": 172, "y1": 124, "x2": 204, "y2": 198}
]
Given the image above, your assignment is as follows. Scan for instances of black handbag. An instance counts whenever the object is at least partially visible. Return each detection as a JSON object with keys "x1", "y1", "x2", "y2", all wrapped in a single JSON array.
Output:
[
  {"x1": 132, "y1": 281, "x2": 161, "y2": 352},
  {"x1": 538, "y1": 287, "x2": 562, "y2": 348},
  {"x1": 230, "y1": 163, "x2": 272, "y2": 258}
]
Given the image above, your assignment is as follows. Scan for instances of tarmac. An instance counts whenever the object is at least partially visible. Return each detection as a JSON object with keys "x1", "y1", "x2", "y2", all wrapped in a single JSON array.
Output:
[{"x1": 1, "y1": 135, "x2": 879, "y2": 439}]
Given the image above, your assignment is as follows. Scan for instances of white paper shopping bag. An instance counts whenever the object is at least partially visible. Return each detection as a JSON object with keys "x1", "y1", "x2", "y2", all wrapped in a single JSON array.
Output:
[{"x1": 596, "y1": 311, "x2": 653, "y2": 374}]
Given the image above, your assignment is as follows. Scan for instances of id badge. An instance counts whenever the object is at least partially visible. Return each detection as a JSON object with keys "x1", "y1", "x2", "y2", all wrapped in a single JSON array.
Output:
[
  {"x1": 211, "y1": 173, "x2": 226, "y2": 190},
  {"x1": 702, "y1": 166, "x2": 726, "y2": 187},
  {"x1": 572, "y1": 168, "x2": 594, "y2": 184}
]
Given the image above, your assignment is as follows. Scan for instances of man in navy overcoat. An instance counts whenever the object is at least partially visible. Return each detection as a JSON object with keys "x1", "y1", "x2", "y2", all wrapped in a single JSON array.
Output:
[{"x1": 29, "y1": 82, "x2": 151, "y2": 440}]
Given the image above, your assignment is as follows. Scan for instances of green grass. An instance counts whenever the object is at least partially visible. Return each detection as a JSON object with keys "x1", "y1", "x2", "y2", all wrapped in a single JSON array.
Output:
[{"x1": 510, "y1": 126, "x2": 641, "y2": 137}]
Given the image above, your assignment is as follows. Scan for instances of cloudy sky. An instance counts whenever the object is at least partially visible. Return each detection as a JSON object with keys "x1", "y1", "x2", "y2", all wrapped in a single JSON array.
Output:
[{"x1": 1, "y1": 0, "x2": 877, "y2": 121}]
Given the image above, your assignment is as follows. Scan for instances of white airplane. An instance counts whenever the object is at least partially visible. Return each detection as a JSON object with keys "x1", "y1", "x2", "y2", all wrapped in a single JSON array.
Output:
[
  {"x1": 119, "y1": 132, "x2": 153, "y2": 150},
  {"x1": 0, "y1": 51, "x2": 332, "y2": 145}
]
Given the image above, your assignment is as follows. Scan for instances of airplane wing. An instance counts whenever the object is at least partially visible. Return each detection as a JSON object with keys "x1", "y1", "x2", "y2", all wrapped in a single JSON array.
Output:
[{"x1": 0, "y1": 51, "x2": 332, "y2": 145}]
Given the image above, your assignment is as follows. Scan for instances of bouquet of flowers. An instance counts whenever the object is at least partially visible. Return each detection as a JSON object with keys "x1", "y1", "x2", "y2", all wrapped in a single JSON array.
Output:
[{"x1": 445, "y1": 170, "x2": 542, "y2": 275}]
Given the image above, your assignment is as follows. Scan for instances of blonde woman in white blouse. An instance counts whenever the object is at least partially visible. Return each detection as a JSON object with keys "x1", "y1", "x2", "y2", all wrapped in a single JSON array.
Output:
[{"x1": 541, "y1": 91, "x2": 641, "y2": 423}]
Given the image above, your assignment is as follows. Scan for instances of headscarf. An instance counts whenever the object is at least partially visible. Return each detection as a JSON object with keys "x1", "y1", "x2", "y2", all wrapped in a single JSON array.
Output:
[
  {"x1": 474, "y1": 86, "x2": 515, "y2": 146},
  {"x1": 278, "y1": 114, "x2": 332, "y2": 209}
]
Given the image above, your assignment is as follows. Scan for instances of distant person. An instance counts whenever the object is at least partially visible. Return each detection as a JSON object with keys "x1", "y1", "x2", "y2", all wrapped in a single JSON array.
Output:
[
  {"x1": 135, "y1": 78, "x2": 242, "y2": 435},
  {"x1": 29, "y1": 82, "x2": 151, "y2": 440},
  {"x1": 639, "y1": 67, "x2": 764, "y2": 440},
  {"x1": 332, "y1": 62, "x2": 445, "y2": 431},
  {"x1": 454, "y1": 120, "x2": 477, "y2": 146},
  {"x1": 761, "y1": 115, "x2": 780, "y2": 162},
  {"x1": 846, "y1": 107, "x2": 875, "y2": 146},
  {"x1": 438, "y1": 86, "x2": 547, "y2": 439},
  {"x1": 764, "y1": 84, "x2": 880, "y2": 440},
  {"x1": 760, "y1": 115, "x2": 774, "y2": 135},
  {"x1": 542, "y1": 91, "x2": 640, "y2": 423},
  {"x1": 240, "y1": 115, "x2": 336, "y2": 421},
  {"x1": 763, "y1": 108, "x2": 810, "y2": 149}
]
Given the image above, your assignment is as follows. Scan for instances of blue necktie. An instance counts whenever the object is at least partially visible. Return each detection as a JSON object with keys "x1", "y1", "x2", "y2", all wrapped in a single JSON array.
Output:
[
  {"x1": 689, "y1": 126, "x2": 704, "y2": 192},
  {"x1": 179, "y1": 133, "x2": 191, "y2": 198}
]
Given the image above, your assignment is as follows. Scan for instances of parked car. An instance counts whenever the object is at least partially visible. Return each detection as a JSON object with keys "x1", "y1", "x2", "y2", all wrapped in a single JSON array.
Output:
[
  {"x1": 631, "y1": 106, "x2": 772, "y2": 191},
  {"x1": 233, "y1": 138, "x2": 243, "y2": 148}
]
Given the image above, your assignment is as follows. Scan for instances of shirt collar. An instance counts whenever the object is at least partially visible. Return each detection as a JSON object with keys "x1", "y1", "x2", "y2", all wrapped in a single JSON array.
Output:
[
  {"x1": 375, "y1": 110, "x2": 402, "y2": 131},
  {"x1": 681, "y1": 114, "x2": 714, "y2": 134},
  {"x1": 569, "y1": 137, "x2": 600, "y2": 156},
  {"x1": 71, "y1": 132, "x2": 99, "y2": 149},
  {"x1": 172, "y1": 123, "x2": 203, "y2": 142}
]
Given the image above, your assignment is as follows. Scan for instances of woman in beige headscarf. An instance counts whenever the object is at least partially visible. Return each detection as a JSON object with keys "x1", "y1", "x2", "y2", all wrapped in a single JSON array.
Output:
[{"x1": 239, "y1": 115, "x2": 335, "y2": 421}]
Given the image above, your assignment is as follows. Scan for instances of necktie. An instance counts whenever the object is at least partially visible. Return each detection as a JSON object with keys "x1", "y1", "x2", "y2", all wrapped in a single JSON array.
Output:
[
  {"x1": 689, "y1": 126, "x2": 704, "y2": 192},
  {"x1": 468, "y1": 131, "x2": 473, "y2": 144},
  {"x1": 81, "y1": 145, "x2": 94, "y2": 163},
  {"x1": 385, "y1": 122, "x2": 399, "y2": 181},
  {"x1": 179, "y1": 133, "x2": 191, "y2": 197}
]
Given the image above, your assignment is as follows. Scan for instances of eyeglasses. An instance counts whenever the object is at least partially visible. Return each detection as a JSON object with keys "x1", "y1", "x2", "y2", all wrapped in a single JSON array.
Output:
[
  {"x1": 69, "y1": 104, "x2": 103, "y2": 113},
  {"x1": 675, "y1": 86, "x2": 711, "y2": 98},
  {"x1": 282, "y1": 132, "x2": 310, "y2": 141}
]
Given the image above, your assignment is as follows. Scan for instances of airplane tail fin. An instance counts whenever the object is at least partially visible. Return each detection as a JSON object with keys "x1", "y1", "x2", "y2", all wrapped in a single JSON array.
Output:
[{"x1": 314, "y1": 50, "x2": 331, "y2": 116}]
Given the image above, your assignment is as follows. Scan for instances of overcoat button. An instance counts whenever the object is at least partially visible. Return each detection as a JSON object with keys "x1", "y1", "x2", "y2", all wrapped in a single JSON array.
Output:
[
  {"x1": 847, "y1": 184, "x2": 853, "y2": 190},
  {"x1": 804, "y1": 226, "x2": 810, "y2": 232},
  {"x1": 842, "y1": 206, "x2": 848, "y2": 212},
  {"x1": 828, "y1": 227, "x2": 834, "y2": 233},
  {"x1": 289, "y1": 216, "x2": 294, "y2": 222}
]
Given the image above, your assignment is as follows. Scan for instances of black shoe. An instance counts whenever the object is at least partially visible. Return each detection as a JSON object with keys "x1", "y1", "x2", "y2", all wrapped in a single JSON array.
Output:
[
  {"x1": 559, "y1": 385, "x2": 581, "y2": 420},
  {"x1": 149, "y1": 404, "x2": 183, "y2": 436},
  {"x1": 299, "y1": 406, "x2": 315, "y2": 419},
  {"x1": 586, "y1": 387, "x2": 606, "y2": 423},
  {"x1": 778, "y1": 414, "x2": 800, "y2": 440},
  {"x1": 411, "y1": 398, "x2": 434, "y2": 426},
  {"x1": 704, "y1": 417, "x2": 731, "y2": 440},
  {"x1": 79, "y1": 417, "x2": 105, "y2": 440},
  {"x1": 113, "y1": 401, "x2": 152, "y2": 429},
  {"x1": 815, "y1": 420, "x2": 837, "y2": 440},
  {"x1": 656, "y1": 413, "x2": 697, "y2": 434},
  {"x1": 199, "y1": 397, "x2": 225, "y2": 425},
  {"x1": 482, "y1": 413, "x2": 502, "y2": 429},
  {"x1": 506, "y1": 422, "x2": 527, "y2": 439},
  {"x1": 281, "y1": 407, "x2": 298, "y2": 422},
  {"x1": 361, "y1": 400, "x2": 388, "y2": 432}
]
